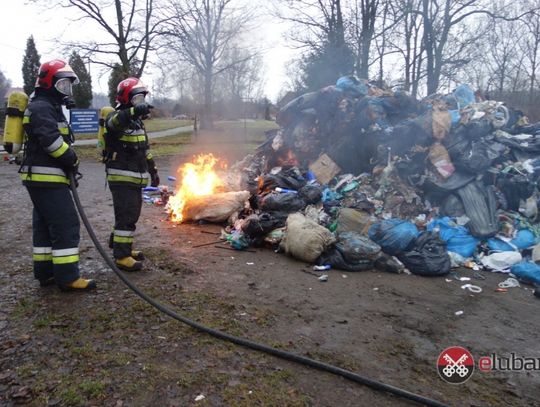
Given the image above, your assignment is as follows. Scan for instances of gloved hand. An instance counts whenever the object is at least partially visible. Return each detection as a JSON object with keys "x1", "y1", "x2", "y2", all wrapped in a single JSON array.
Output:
[
  {"x1": 132, "y1": 103, "x2": 153, "y2": 118},
  {"x1": 150, "y1": 171, "x2": 160, "y2": 187},
  {"x1": 67, "y1": 159, "x2": 81, "y2": 188}
]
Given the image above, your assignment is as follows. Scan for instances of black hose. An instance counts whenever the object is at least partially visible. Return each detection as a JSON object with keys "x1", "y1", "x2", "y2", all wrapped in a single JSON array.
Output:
[{"x1": 69, "y1": 174, "x2": 449, "y2": 407}]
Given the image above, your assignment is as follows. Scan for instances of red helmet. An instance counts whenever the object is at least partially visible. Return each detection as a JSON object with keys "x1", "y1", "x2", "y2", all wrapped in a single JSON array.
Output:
[
  {"x1": 116, "y1": 77, "x2": 148, "y2": 106},
  {"x1": 35, "y1": 59, "x2": 79, "y2": 90}
]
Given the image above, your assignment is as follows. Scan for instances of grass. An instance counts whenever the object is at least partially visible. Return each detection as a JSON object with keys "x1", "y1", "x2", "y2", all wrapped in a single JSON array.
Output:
[
  {"x1": 73, "y1": 131, "x2": 192, "y2": 160},
  {"x1": 214, "y1": 120, "x2": 278, "y2": 144}
]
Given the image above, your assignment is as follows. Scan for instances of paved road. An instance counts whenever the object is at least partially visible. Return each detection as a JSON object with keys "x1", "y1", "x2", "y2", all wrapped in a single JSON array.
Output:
[{"x1": 74, "y1": 125, "x2": 194, "y2": 146}]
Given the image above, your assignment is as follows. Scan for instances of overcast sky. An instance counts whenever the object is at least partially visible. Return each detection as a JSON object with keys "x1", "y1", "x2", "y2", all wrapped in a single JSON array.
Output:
[{"x1": 0, "y1": 1, "x2": 299, "y2": 102}]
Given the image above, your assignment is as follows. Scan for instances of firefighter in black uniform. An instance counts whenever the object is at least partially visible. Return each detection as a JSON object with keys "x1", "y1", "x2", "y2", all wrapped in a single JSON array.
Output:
[
  {"x1": 20, "y1": 59, "x2": 96, "y2": 291},
  {"x1": 104, "y1": 77, "x2": 159, "y2": 271}
]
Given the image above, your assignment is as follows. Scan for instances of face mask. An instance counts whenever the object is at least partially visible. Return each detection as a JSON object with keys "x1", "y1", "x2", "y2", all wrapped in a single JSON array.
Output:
[
  {"x1": 55, "y1": 78, "x2": 74, "y2": 97},
  {"x1": 131, "y1": 93, "x2": 146, "y2": 106}
]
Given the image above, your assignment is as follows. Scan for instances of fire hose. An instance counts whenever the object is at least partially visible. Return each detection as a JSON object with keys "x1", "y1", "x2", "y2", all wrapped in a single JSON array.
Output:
[{"x1": 69, "y1": 173, "x2": 449, "y2": 407}]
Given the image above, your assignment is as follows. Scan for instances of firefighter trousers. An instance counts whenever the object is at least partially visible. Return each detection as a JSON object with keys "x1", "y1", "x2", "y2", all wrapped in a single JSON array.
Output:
[
  {"x1": 110, "y1": 185, "x2": 142, "y2": 259},
  {"x1": 26, "y1": 186, "x2": 81, "y2": 284}
]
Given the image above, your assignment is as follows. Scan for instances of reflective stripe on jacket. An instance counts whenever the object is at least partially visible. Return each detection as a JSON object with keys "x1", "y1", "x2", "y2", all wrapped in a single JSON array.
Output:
[
  {"x1": 104, "y1": 108, "x2": 151, "y2": 188},
  {"x1": 20, "y1": 93, "x2": 78, "y2": 188}
]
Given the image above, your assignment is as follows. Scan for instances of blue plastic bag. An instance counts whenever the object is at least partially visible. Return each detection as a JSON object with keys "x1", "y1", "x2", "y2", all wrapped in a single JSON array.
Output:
[
  {"x1": 368, "y1": 219, "x2": 419, "y2": 256},
  {"x1": 453, "y1": 84, "x2": 475, "y2": 109},
  {"x1": 511, "y1": 229, "x2": 536, "y2": 249},
  {"x1": 487, "y1": 229, "x2": 536, "y2": 252},
  {"x1": 427, "y1": 217, "x2": 479, "y2": 258},
  {"x1": 510, "y1": 262, "x2": 540, "y2": 285},
  {"x1": 336, "y1": 76, "x2": 368, "y2": 97}
]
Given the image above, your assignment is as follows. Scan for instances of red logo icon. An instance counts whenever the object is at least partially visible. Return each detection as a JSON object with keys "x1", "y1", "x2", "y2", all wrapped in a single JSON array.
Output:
[{"x1": 437, "y1": 346, "x2": 475, "y2": 384}]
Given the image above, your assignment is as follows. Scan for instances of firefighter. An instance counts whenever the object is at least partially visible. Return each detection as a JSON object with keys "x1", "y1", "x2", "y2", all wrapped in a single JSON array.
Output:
[
  {"x1": 20, "y1": 59, "x2": 96, "y2": 291},
  {"x1": 104, "y1": 77, "x2": 159, "y2": 271}
]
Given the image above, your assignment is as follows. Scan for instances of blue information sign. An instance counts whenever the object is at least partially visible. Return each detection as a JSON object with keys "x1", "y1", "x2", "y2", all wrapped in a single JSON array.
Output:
[{"x1": 70, "y1": 109, "x2": 99, "y2": 134}]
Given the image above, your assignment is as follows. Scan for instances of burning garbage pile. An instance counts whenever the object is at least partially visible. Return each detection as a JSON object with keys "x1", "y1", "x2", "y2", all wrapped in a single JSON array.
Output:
[{"x1": 162, "y1": 77, "x2": 540, "y2": 287}]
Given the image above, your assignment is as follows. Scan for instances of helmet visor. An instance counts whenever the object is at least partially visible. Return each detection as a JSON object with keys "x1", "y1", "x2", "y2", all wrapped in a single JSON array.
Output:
[
  {"x1": 131, "y1": 93, "x2": 146, "y2": 106},
  {"x1": 55, "y1": 78, "x2": 74, "y2": 97}
]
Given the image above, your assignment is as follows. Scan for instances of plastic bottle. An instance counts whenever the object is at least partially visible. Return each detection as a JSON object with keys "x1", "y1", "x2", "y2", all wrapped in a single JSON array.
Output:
[{"x1": 275, "y1": 187, "x2": 298, "y2": 194}]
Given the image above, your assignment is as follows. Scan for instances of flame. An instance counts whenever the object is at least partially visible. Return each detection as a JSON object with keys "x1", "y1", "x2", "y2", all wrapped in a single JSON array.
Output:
[{"x1": 167, "y1": 153, "x2": 224, "y2": 222}]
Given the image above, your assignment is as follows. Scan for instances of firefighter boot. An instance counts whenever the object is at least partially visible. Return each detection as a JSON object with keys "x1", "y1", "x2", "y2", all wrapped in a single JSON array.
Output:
[
  {"x1": 59, "y1": 278, "x2": 97, "y2": 292},
  {"x1": 116, "y1": 256, "x2": 142, "y2": 272},
  {"x1": 131, "y1": 250, "x2": 145, "y2": 261}
]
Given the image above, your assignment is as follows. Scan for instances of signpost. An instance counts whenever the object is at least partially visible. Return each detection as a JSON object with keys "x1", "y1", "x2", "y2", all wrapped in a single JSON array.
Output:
[{"x1": 70, "y1": 109, "x2": 99, "y2": 134}]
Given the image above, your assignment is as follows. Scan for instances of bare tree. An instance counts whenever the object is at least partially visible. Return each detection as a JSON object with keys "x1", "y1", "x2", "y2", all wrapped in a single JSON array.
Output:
[
  {"x1": 350, "y1": 0, "x2": 379, "y2": 78},
  {"x1": 272, "y1": 0, "x2": 354, "y2": 90},
  {"x1": 31, "y1": 0, "x2": 162, "y2": 78},
  {"x1": 520, "y1": 0, "x2": 540, "y2": 99},
  {"x1": 160, "y1": 0, "x2": 256, "y2": 129},
  {"x1": 417, "y1": 0, "x2": 535, "y2": 95}
]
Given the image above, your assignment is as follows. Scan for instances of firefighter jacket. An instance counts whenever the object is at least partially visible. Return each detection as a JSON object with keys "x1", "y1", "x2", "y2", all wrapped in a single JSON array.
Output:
[
  {"x1": 104, "y1": 107, "x2": 157, "y2": 188},
  {"x1": 20, "y1": 93, "x2": 79, "y2": 187}
]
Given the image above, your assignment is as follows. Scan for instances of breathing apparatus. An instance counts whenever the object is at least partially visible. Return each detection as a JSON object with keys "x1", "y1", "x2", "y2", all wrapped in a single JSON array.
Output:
[{"x1": 3, "y1": 91, "x2": 29, "y2": 154}]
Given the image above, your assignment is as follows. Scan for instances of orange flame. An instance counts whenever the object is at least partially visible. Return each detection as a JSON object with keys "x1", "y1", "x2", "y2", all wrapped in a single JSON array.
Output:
[{"x1": 167, "y1": 154, "x2": 224, "y2": 222}]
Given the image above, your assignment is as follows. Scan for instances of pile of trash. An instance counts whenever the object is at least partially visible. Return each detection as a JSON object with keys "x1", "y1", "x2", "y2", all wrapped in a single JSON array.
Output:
[{"x1": 178, "y1": 77, "x2": 540, "y2": 290}]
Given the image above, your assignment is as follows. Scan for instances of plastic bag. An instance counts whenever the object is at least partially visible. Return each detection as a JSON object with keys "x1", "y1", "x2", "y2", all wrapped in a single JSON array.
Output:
[
  {"x1": 368, "y1": 219, "x2": 419, "y2": 255},
  {"x1": 298, "y1": 184, "x2": 323, "y2": 204},
  {"x1": 397, "y1": 231, "x2": 451, "y2": 276},
  {"x1": 456, "y1": 181, "x2": 498, "y2": 238},
  {"x1": 427, "y1": 217, "x2": 479, "y2": 258},
  {"x1": 241, "y1": 213, "x2": 285, "y2": 242},
  {"x1": 510, "y1": 262, "x2": 540, "y2": 285},
  {"x1": 481, "y1": 252, "x2": 522, "y2": 272},
  {"x1": 258, "y1": 192, "x2": 307, "y2": 213},
  {"x1": 317, "y1": 248, "x2": 373, "y2": 271},
  {"x1": 335, "y1": 231, "x2": 381, "y2": 263}
]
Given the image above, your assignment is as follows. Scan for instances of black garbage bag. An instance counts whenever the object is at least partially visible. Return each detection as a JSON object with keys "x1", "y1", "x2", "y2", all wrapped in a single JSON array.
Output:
[
  {"x1": 241, "y1": 213, "x2": 285, "y2": 241},
  {"x1": 317, "y1": 247, "x2": 374, "y2": 272},
  {"x1": 454, "y1": 140, "x2": 506, "y2": 174},
  {"x1": 298, "y1": 185, "x2": 323, "y2": 204},
  {"x1": 464, "y1": 119, "x2": 493, "y2": 140},
  {"x1": 456, "y1": 181, "x2": 498, "y2": 238},
  {"x1": 258, "y1": 168, "x2": 307, "y2": 194},
  {"x1": 258, "y1": 192, "x2": 307, "y2": 213},
  {"x1": 335, "y1": 231, "x2": 381, "y2": 263},
  {"x1": 497, "y1": 174, "x2": 536, "y2": 211},
  {"x1": 397, "y1": 231, "x2": 451, "y2": 277},
  {"x1": 440, "y1": 194, "x2": 466, "y2": 217}
]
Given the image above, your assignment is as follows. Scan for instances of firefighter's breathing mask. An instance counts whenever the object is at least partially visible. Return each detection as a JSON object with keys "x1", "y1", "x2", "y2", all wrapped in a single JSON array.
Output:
[
  {"x1": 131, "y1": 93, "x2": 146, "y2": 107},
  {"x1": 54, "y1": 77, "x2": 75, "y2": 97}
]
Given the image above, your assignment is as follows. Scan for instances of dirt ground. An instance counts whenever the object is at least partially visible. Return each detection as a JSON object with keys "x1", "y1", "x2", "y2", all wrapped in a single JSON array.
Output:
[{"x1": 1, "y1": 129, "x2": 539, "y2": 407}]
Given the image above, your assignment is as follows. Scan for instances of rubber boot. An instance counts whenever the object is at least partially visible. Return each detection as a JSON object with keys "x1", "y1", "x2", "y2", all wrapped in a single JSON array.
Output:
[
  {"x1": 58, "y1": 278, "x2": 97, "y2": 292},
  {"x1": 116, "y1": 256, "x2": 142, "y2": 272},
  {"x1": 131, "y1": 250, "x2": 145, "y2": 261}
]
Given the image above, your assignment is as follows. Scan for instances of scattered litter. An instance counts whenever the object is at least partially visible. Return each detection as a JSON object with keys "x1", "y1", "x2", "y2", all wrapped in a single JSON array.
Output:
[
  {"x1": 455, "y1": 310, "x2": 464, "y2": 316},
  {"x1": 461, "y1": 284, "x2": 482, "y2": 293},
  {"x1": 195, "y1": 395, "x2": 205, "y2": 401},
  {"x1": 246, "y1": 262, "x2": 254, "y2": 265},
  {"x1": 318, "y1": 274, "x2": 328, "y2": 282},
  {"x1": 314, "y1": 264, "x2": 331, "y2": 271},
  {"x1": 498, "y1": 277, "x2": 520, "y2": 288}
]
